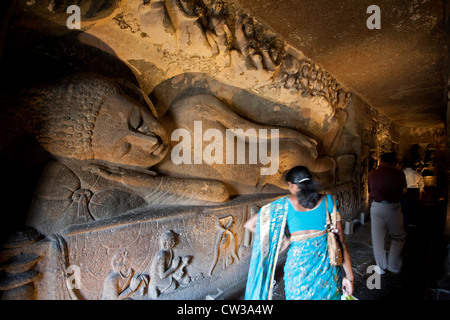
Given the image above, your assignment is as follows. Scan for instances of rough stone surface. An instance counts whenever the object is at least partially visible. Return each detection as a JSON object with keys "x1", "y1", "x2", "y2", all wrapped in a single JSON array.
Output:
[{"x1": 234, "y1": 0, "x2": 446, "y2": 128}]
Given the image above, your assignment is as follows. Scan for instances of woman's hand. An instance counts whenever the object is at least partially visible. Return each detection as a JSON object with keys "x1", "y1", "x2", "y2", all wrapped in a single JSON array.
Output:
[
  {"x1": 342, "y1": 277, "x2": 354, "y2": 296},
  {"x1": 244, "y1": 214, "x2": 258, "y2": 233},
  {"x1": 337, "y1": 220, "x2": 355, "y2": 297}
]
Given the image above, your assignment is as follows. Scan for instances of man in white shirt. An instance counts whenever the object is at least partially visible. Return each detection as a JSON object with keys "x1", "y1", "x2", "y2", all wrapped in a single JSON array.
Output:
[{"x1": 403, "y1": 162, "x2": 424, "y2": 227}]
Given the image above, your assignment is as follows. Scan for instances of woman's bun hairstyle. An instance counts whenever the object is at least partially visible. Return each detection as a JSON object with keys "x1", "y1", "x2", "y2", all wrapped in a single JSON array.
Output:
[{"x1": 285, "y1": 166, "x2": 322, "y2": 209}]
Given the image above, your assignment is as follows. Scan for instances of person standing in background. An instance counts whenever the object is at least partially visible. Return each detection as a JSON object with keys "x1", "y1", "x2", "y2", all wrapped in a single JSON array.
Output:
[
  {"x1": 368, "y1": 152, "x2": 407, "y2": 275},
  {"x1": 403, "y1": 161, "x2": 424, "y2": 228}
]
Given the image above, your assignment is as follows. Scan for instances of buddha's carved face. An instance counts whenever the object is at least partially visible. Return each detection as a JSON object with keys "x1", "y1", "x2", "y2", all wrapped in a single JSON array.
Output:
[
  {"x1": 31, "y1": 73, "x2": 169, "y2": 168},
  {"x1": 91, "y1": 92, "x2": 169, "y2": 168}
]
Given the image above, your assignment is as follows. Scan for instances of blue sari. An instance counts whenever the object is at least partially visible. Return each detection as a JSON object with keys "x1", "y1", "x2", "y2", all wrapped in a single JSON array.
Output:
[{"x1": 245, "y1": 196, "x2": 342, "y2": 300}]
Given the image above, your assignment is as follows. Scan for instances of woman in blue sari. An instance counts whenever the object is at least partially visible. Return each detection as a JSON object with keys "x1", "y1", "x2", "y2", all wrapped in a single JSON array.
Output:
[{"x1": 244, "y1": 166, "x2": 354, "y2": 300}]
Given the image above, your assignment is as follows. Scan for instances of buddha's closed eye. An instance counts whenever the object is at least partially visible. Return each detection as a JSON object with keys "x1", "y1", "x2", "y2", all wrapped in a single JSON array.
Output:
[{"x1": 129, "y1": 108, "x2": 151, "y2": 135}]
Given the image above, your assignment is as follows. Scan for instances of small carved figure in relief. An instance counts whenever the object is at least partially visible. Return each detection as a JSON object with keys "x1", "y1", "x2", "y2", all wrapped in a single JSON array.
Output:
[
  {"x1": 204, "y1": 0, "x2": 232, "y2": 62},
  {"x1": 328, "y1": 78, "x2": 338, "y2": 107},
  {"x1": 315, "y1": 69, "x2": 326, "y2": 97},
  {"x1": 307, "y1": 67, "x2": 316, "y2": 94},
  {"x1": 148, "y1": 230, "x2": 191, "y2": 299},
  {"x1": 209, "y1": 216, "x2": 239, "y2": 275},
  {"x1": 259, "y1": 36, "x2": 283, "y2": 72},
  {"x1": 233, "y1": 13, "x2": 264, "y2": 70},
  {"x1": 164, "y1": 0, "x2": 212, "y2": 55},
  {"x1": 101, "y1": 251, "x2": 148, "y2": 300}
]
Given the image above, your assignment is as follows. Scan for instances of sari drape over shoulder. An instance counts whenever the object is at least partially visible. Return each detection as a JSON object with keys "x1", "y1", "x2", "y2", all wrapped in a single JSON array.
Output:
[{"x1": 245, "y1": 197, "x2": 288, "y2": 300}]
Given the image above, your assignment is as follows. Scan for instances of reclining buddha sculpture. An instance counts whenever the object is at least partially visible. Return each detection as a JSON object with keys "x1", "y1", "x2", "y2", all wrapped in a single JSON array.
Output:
[{"x1": 21, "y1": 72, "x2": 338, "y2": 236}]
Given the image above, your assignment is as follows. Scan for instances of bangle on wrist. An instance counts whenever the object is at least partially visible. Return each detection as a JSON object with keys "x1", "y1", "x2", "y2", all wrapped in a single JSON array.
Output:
[{"x1": 344, "y1": 277, "x2": 354, "y2": 283}]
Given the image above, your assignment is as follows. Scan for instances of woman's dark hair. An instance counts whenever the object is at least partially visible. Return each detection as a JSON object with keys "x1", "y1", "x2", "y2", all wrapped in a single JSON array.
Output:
[{"x1": 285, "y1": 166, "x2": 322, "y2": 209}]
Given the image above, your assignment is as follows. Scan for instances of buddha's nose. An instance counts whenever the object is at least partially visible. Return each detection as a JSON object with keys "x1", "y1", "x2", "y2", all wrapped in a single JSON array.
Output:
[{"x1": 125, "y1": 131, "x2": 159, "y2": 153}]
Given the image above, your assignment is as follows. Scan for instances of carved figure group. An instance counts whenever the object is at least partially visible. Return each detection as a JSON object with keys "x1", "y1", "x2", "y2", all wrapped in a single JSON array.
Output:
[
  {"x1": 275, "y1": 55, "x2": 351, "y2": 109},
  {"x1": 99, "y1": 230, "x2": 197, "y2": 300},
  {"x1": 133, "y1": 0, "x2": 350, "y2": 109}
]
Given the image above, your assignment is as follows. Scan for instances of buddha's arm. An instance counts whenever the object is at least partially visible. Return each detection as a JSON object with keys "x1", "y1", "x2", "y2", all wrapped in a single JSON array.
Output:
[
  {"x1": 83, "y1": 164, "x2": 229, "y2": 204},
  {"x1": 172, "y1": 95, "x2": 318, "y2": 158}
]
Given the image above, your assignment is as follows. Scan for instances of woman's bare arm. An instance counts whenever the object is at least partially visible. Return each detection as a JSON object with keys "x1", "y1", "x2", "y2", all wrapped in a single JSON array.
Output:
[
  {"x1": 244, "y1": 213, "x2": 258, "y2": 233},
  {"x1": 337, "y1": 220, "x2": 354, "y2": 295}
]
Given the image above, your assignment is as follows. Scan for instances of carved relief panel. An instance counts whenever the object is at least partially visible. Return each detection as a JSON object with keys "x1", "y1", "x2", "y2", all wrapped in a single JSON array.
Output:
[{"x1": 4, "y1": 194, "x2": 277, "y2": 300}]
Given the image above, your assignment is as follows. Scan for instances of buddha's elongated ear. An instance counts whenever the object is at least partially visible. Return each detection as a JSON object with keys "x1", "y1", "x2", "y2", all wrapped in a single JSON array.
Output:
[{"x1": 115, "y1": 78, "x2": 159, "y2": 119}]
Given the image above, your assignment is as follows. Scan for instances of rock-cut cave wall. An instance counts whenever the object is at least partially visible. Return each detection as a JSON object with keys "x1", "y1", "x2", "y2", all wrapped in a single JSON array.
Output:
[{"x1": 0, "y1": 0, "x2": 445, "y2": 300}]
